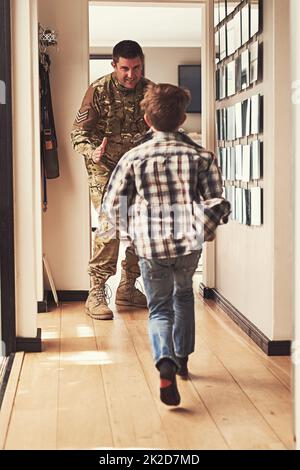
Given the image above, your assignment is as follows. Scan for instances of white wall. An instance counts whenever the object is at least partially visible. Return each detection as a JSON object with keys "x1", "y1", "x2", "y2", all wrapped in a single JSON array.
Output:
[
  {"x1": 90, "y1": 46, "x2": 202, "y2": 133},
  {"x1": 11, "y1": 0, "x2": 42, "y2": 337},
  {"x1": 215, "y1": 0, "x2": 292, "y2": 340},
  {"x1": 290, "y1": 0, "x2": 300, "y2": 450},
  {"x1": 38, "y1": 0, "x2": 90, "y2": 291}
]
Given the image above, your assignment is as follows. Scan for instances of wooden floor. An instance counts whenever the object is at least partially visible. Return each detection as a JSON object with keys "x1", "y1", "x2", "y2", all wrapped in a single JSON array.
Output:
[{"x1": 1, "y1": 276, "x2": 294, "y2": 450}]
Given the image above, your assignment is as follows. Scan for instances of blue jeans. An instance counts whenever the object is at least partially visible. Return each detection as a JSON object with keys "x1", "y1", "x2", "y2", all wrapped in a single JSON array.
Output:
[{"x1": 139, "y1": 250, "x2": 201, "y2": 369}]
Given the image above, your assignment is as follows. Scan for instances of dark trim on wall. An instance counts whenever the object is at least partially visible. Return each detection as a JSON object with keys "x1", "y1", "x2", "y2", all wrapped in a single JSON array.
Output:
[
  {"x1": 199, "y1": 283, "x2": 291, "y2": 356},
  {"x1": 0, "y1": 0, "x2": 16, "y2": 355},
  {"x1": 46, "y1": 290, "x2": 89, "y2": 302},
  {"x1": 16, "y1": 328, "x2": 42, "y2": 353},
  {"x1": 37, "y1": 300, "x2": 48, "y2": 313}
]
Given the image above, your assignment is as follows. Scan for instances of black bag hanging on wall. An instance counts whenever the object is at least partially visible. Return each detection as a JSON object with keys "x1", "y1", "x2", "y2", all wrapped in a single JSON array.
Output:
[{"x1": 40, "y1": 53, "x2": 59, "y2": 180}]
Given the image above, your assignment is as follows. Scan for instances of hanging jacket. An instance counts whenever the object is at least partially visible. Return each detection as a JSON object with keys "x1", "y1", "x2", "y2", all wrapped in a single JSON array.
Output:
[{"x1": 40, "y1": 53, "x2": 59, "y2": 179}]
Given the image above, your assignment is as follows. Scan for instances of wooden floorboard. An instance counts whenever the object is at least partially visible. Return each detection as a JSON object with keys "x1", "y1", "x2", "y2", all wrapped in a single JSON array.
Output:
[
  {"x1": 130, "y1": 331, "x2": 229, "y2": 449},
  {"x1": 5, "y1": 309, "x2": 61, "y2": 450},
  {"x1": 204, "y1": 299, "x2": 292, "y2": 390},
  {"x1": 195, "y1": 298, "x2": 293, "y2": 449},
  {"x1": 56, "y1": 302, "x2": 113, "y2": 450},
  {"x1": 3, "y1": 275, "x2": 294, "y2": 450}
]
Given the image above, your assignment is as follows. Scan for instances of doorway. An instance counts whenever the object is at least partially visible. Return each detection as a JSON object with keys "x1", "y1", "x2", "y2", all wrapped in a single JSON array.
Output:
[{"x1": 88, "y1": 1, "x2": 203, "y2": 283}]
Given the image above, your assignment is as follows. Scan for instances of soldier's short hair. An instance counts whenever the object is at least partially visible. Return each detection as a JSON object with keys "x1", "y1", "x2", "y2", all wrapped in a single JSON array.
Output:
[
  {"x1": 141, "y1": 84, "x2": 191, "y2": 132},
  {"x1": 112, "y1": 40, "x2": 144, "y2": 63}
]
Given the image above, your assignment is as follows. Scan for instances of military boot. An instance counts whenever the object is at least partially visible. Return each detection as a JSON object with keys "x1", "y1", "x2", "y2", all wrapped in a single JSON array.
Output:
[
  {"x1": 115, "y1": 270, "x2": 147, "y2": 308},
  {"x1": 85, "y1": 285, "x2": 113, "y2": 320}
]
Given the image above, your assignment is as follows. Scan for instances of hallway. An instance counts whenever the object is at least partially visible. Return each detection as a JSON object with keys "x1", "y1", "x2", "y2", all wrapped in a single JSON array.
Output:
[{"x1": 0, "y1": 277, "x2": 293, "y2": 450}]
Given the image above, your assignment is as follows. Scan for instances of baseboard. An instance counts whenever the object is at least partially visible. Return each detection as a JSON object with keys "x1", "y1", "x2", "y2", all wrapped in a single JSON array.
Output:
[
  {"x1": 46, "y1": 290, "x2": 89, "y2": 302},
  {"x1": 16, "y1": 328, "x2": 42, "y2": 353},
  {"x1": 199, "y1": 283, "x2": 291, "y2": 356},
  {"x1": 37, "y1": 299, "x2": 48, "y2": 313}
]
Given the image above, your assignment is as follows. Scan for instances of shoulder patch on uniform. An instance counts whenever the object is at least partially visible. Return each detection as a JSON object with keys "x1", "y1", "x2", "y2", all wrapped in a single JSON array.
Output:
[{"x1": 76, "y1": 109, "x2": 89, "y2": 124}]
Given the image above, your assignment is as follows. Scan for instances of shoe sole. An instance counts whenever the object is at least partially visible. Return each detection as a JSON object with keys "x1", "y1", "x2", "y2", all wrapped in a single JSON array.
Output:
[
  {"x1": 160, "y1": 377, "x2": 181, "y2": 406},
  {"x1": 85, "y1": 308, "x2": 113, "y2": 321},
  {"x1": 115, "y1": 300, "x2": 147, "y2": 308}
]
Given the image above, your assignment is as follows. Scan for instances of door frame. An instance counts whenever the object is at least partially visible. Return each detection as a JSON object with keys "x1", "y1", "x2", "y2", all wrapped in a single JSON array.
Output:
[{"x1": 0, "y1": 0, "x2": 17, "y2": 356}]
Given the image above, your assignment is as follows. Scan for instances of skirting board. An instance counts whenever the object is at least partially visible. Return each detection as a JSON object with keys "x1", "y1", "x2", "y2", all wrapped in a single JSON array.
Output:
[
  {"x1": 16, "y1": 328, "x2": 42, "y2": 353},
  {"x1": 199, "y1": 283, "x2": 291, "y2": 356},
  {"x1": 37, "y1": 291, "x2": 89, "y2": 313},
  {"x1": 46, "y1": 290, "x2": 89, "y2": 302},
  {"x1": 37, "y1": 300, "x2": 48, "y2": 313}
]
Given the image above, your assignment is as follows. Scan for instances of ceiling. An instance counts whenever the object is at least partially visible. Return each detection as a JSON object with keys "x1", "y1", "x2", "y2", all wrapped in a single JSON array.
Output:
[{"x1": 89, "y1": 3, "x2": 202, "y2": 48}]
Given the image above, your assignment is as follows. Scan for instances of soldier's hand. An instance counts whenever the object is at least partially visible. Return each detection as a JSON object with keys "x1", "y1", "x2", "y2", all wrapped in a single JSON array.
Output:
[{"x1": 92, "y1": 137, "x2": 108, "y2": 164}]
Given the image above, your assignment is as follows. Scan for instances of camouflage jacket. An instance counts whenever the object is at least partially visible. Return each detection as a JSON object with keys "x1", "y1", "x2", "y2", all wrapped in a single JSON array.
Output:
[{"x1": 71, "y1": 73, "x2": 151, "y2": 176}]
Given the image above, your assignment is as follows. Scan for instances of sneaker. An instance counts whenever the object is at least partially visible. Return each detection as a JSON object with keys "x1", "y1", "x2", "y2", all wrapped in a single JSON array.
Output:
[
  {"x1": 85, "y1": 285, "x2": 113, "y2": 320},
  {"x1": 176, "y1": 356, "x2": 189, "y2": 379},
  {"x1": 158, "y1": 359, "x2": 181, "y2": 406}
]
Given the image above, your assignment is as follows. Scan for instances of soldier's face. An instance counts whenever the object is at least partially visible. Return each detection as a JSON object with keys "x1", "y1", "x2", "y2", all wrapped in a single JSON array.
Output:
[{"x1": 112, "y1": 57, "x2": 143, "y2": 89}]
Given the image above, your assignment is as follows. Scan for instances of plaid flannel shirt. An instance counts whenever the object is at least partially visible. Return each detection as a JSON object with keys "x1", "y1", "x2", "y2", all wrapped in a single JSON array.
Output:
[{"x1": 101, "y1": 131, "x2": 230, "y2": 259}]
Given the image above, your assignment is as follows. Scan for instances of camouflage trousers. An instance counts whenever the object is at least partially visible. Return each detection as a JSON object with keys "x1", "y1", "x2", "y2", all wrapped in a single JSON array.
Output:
[{"x1": 88, "y1": 163, "x2": 140, "y2": 286}]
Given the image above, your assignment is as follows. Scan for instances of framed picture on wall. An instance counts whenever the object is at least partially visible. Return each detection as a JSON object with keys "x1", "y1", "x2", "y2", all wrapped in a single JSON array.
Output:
[
  {"x1": 221, "y1": 147, "x2": 227, "y2": 179},
  {"x1": 242, "y1": 98, "x2": 251, "y2": 136},
  {"x1": 227, "y1": 105, "x2": 236, "y2": 141},
  {"x1": 242, "y1": 144, "x2": 251, "y2": 182},
  {"x1": 217, "y1": 147, "x2": 222, "y2": 167},
  {"x1": 251, "y1": 94, "x2": 263, "y2": 135},
  {"x1": 235, "y1": 55, "x2": 242, "y2": 92},
  {"x1": 214, "y1": 0, "x2": 220, "y2": 27},
  {"x1": 242, "y1": 189, "x2": 251, "y2": 225},
  {"x1": 235, "y1": 101, "x2": 242, "y2": 138},
  {"x1": 222, "y1": 107, "x2": 227, "y2": 140},
  {"x1": 235, "y1": 144, "x2": 243, "y2": 180},
  {"x1": 219, "y1": 65, "x2": 227, "y2": 100},
  {"x1": 227, "y1": 17, "x2": 236, "y2": 56},
  {"x1": 216, "y1": 109, "x2": 222, "y2": 139},
  {"x1": 215, "y1": 30, "x2": 220, "y2": 64},
  {"x1": 250, "y1": 0, "x2": 261, "y2": 37},
  {"x1": 227, "y1": 1, "x2": 241, "y2": 16},
  {"x1": 230, "y1": 147, "x2": 236, "y2": 181},
  {"x1": 178, "y1": 65, "x2": 201, "y2": 113},
  {"x1": 226, "y1": 147, "x2": 231, "y2": 180},
  {"x1": 219, "y1": 0, "x2": 227, "y2": 22},
  {"x1": 241, "y1": 3, "x2": 250, "y2": 45},
  {"x1": 236, "y1": 187, "x2": 243, "y2": 224},
  {"x1": 227, "y1": 186, "x2": 235, "y2": 220},
  {"x1": 251, "y1": 140, "x2": 263, "y2": 180},
  {"x1": 241, "y1": 49, "x2": 250, "y2": 90},
  {"x1": 227, "y1": 60, "x2": 236, "y2": 96},
  {"x1": 250, "y1": 187, "x2": 263, "y2": 226},
  {"x1": 234, "y1": 9, "x2": 242, "y2": 51},
  {"x1": 216, "y1": 69, "x2": 220, "y2": 100},
  {"x1": 249, "y1": 40, "x2": 259, "y2": 84},
  {"x1": 251, "y1": 94, "x2": 260, "y2": 134},
  {"x1": 219, "y1": 24, "x2": 227, "y2": 60}
]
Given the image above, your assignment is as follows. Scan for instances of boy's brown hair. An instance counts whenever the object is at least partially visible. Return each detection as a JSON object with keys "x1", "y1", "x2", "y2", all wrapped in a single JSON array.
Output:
[{"x1": 141, "y1": 83, "x2": 191, "y2": 132}]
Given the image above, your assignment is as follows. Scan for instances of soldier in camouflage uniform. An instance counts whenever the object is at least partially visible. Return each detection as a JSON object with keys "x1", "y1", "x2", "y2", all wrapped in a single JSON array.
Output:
[{"x1": 71, "y1": 40, "x2": 151, "y2": 320}]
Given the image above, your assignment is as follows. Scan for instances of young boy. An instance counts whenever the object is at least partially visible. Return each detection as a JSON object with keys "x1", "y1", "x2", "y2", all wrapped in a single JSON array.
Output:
[{"x1": 101, "y1": 84, "x2": 230, "y2": 406}]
